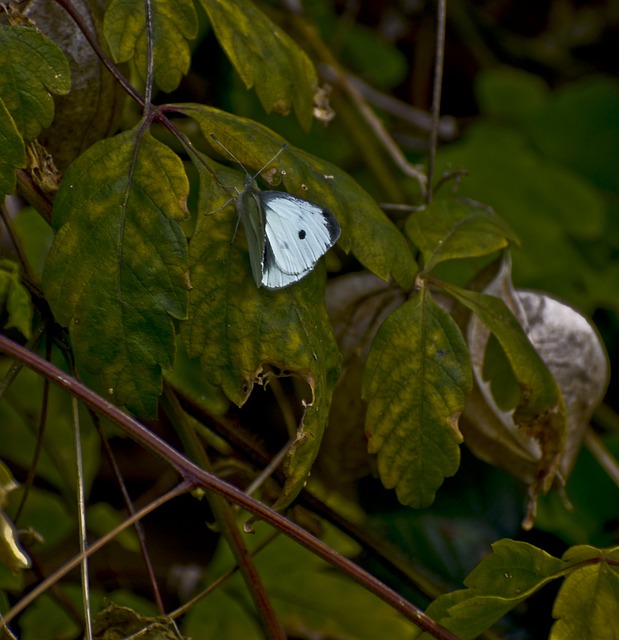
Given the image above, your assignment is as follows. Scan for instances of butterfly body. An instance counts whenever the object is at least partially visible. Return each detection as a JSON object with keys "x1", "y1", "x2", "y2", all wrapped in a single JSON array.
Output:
[{"x1": 236, "y1": 173, "x2": 341, "y2": 290}]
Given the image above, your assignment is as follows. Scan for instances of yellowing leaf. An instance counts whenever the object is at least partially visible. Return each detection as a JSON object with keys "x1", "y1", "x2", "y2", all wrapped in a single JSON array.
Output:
[
  {"x1": 181, "y1": 152, "x2": 341, "y2": 505},
  {"x1": 200, "y1": 0, "x2": 317, "y2": 128},
  {"x1": 178, "y1": 104, "x2": 417, "y2": 289},
  {"x1": 43, "y1": 127, "x2": 189, "y2": 416},
  {"x1": 362, "y1": 287, "x2": 471, "y2": 507},
  {"x1": 104, "y1": 0, "x2": 197, "y2": 93},
  {"x1": 0, "y1": 24, "x2": 70, "y2": 141}
]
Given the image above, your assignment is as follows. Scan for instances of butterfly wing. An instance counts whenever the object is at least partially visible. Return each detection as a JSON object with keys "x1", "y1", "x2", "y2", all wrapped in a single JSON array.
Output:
[{"x1": 260, "y1": 192, "x2": 340, "y2": 289}]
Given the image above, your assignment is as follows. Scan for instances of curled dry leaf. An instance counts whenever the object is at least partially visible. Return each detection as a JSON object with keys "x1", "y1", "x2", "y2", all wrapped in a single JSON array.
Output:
[
  {"x1": 463, "y1": 256, "x2": 609, "y2": 528},
  {"x1": 320, "y1": 273, "x2": 405, "y2": 484}
]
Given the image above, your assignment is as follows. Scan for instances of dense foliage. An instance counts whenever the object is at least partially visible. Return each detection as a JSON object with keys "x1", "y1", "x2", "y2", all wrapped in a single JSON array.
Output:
[{"x1": 0, "y1": 1, "x2": 618, "y2": 639}]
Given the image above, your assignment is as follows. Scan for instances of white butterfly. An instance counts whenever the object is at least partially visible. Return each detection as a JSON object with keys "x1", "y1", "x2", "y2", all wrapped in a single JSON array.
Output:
[{"x1": 212, "y1": 135, "x2": 341, "y2": 290}]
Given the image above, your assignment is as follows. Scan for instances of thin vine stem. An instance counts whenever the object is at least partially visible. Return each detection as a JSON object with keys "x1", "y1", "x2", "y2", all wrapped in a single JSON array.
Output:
[
  {"x1": 427, "y1": 0, "x2": 447, "y2": 204},
  {"x1": 161, "y1": 382, "x2": 286, "y2": 640},
  {"x1": 0, "y1": 334, "x2": 460, "y2": 640}
]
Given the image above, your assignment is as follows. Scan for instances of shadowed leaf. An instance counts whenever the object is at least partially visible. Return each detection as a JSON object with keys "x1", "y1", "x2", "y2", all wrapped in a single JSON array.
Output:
[
  {"x1": 43, "y1": 127, "x2": 189, "y2": 415},
  {"x1": 200, "y1": 0, "x2": 317, "y2": 128}
]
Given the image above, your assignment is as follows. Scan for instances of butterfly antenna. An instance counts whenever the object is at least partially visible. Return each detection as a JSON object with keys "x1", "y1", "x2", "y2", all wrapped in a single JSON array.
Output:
[
  {"x1": 210, "y1": 133, "x2": 250, "y2": 174},
  {"x1": 253, "y1": 143, "x2": 288, "y2": 181},
  {"x1": 210, "y1": 133, "x2": 288, "y2": 182}
]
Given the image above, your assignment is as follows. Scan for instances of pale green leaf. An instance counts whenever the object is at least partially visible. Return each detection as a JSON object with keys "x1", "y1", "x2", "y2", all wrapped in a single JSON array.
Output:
[
  {"x1": 0, "y1": 24, "x2": 70, "y2": 140},
  {"x1": 362, "y1": 287, "x2": 471, "y2": 507},
  {"x1": 181, "y1": 152, "x2": 341, "y2": 505},
  {"x1": 419, "y1": 539, "x2": 566, "y2": 640},
  {"x1": 104, "y1": 0, "x2": 197, "y2": 93},
  {"x1": 0, "y1": 259, "x2": 33, "y2": 339},
  {"x1": 552, "y1": 546, "x2": 619, "y2": 640},
  {"x1": 200, "y1": 0, "x2": 317, "y2": 128},
  {"x1": 43, "y1": 127, "x2": 189, "y2": 416},
  {"x1": 0, "y1": 364, "x2": 101, "y2": 493},
  {"x1": 178, "y1": 104, "x2": 417, "y2": 289},
  {"x1": 406, "y1": 197, "x2": 517, "y2": 272},
  {"x1": 0, "y1": 97, "x2": 26, "y2": 198},
  {"x1": 0, "y1": 461, "x2": 31, "y2": 575}
]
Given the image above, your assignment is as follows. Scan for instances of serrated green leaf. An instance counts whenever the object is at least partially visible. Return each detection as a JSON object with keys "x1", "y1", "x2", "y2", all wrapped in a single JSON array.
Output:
[
  {"x1": 181, "y1": 152, "x2": 341, "y2": 505},
  {"x1": 465, "y1": 539, "x2": 566, "y2": 596},
  {"x1": 0, "y1": 24, "x2": 70, "y2": 141},
  {"x1": 419, "y1": 539, "x2": 566, "y2": 640},
  {"x1": 0, "y1": 97, "x2": 26, "y2": 198},
  {"x1": 43, "y1": 127, "x2": 189, "y2": 416},
  {"x1": 552, "y1": 546, "x2": 619, "y2": 640},
  {"x1": 200, "y1": 0, "x2": 317, "y2": 128},
  {"x1": 178, "y1": 104, "x2": 417, "y2": 289},
  {"x1": 104, "y1": 0, "x2": 197, "y2": 93},
  {"x1": 0, "y1": 259, "x2": 32, "y2": 339},
  {"x1": 406, "y1": 197, "x2": 518, "y2": 272},
  {"x1": 362, "y1": 287, "x2": 471, "y2": 507},
  {"x1": 442, "y1": 281, "x2": 566, "y2": 495}
]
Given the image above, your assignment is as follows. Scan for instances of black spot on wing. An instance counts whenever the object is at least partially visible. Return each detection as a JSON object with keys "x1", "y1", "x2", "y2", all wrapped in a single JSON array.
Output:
[
  {"x1": 321, "y1": 208, "x2": 341, "y2": 243},
  {"x1": 298, "y1": 229, "x2": 307, "y2": 239}
]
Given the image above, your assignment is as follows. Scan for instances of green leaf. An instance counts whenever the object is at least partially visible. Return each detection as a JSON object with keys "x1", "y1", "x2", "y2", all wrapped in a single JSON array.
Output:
[
  {"x1": 87, "y1": 503, "x2": 140, "y2": 553},
  {"x1": 104, "y1": 0, "x2": 197, "y2": 93},
  {"x1": 362, "y1": 287, "x2": 471, "y2": 507},
  {"x1": 434, "y1": 122, "x2": 608, "y2": 310},
  {"x1": 420, "y1": 539, "x2": 566, "y2": 640},
  {"x1": 0, "y1": 259, "x2": 33, "y2": 339},
  {"x1": 476, "y1": 66, "x2": 549, "y2": 121},
  {"x1": 442, "y1": 280, "x2": 566, "y2": 495},
  {"x1": 181, "y1": 152, "x2": 341, "y2": 505},
  {"x1": 525, "y1": 78, "x2": 619, "y2": 195},
  {"x1": 0, "y1": 97, "x2": 26, "y2": 198},
  {"x1": 184, "y1": 524, "x2": 416, "y2": 639},
  {"x1": 178, "y1": 104, "x2": 417, "y2": 289},
  {"x1": 405, "y1": 197, "x2": 518, "y2": 272},
  {"x1": 199, "y1": 0, "x2": 317, "y2": 128},
  {"x1": 0, "y1": 24, "x2": 70, "y2": 141},
  {"x1": 552, "y1": 546, "x2": 619, "y2": 639},
  {"x1": 0, "y1": 363, "x2": 101, "y2": 494},
  {"x1": 43, "y1": 127, "x2": 189, "y2": 416}
]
